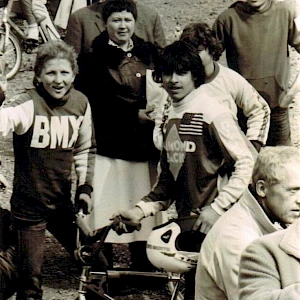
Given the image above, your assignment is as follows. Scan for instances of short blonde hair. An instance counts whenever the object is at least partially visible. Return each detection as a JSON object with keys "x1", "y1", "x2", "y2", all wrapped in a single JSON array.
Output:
[
  {"x1": 252, "y1": 146, "x2": 300, "y2": 185},
  {"x1": 34, "y1": 40, "x2": 78, "y2": 78}
]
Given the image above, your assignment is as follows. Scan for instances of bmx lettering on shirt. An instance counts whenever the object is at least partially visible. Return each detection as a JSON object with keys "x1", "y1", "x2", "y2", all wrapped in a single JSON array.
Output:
[{"x1": 30, "y1": 115, "x2": 84, "y2": 148}]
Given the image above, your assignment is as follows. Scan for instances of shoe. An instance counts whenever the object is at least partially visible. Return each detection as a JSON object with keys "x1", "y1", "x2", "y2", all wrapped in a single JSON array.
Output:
[
  {"x1": 24, "y1": 39, "x2": 39, "y2": 54},
  {"x1": 27, "y1": 24, "x2": 39, "y2": 41}
]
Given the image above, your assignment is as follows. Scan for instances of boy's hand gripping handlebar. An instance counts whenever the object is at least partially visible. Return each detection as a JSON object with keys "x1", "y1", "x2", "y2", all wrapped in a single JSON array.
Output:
[
  {"x1": 111, "y1": 215, "x2": 142, "y2": 235},
  {"x1": 75, "y1": 210, "x2": 141, "y2": 244},
  {"x1": 74, "y1": 210, "x2": 141, "y2": 265}
]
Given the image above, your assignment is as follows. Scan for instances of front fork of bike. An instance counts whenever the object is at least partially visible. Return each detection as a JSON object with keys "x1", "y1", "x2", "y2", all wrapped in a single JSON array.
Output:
[{"x1": 77, "y1": 266, "x2": 89, "y2": 300}]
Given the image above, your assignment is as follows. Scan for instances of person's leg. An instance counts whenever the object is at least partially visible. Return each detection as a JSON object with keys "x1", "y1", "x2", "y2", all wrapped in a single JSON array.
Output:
[
  {"x1": 19, "y1": 0, "x2": 39, "y2": 40},
  {"x1": 266, "y1": 106, "x2": 291, "y2": 146},
  {"x1": 32, "y1": 0, "x2": 60, "y2": 40},
  {"x1": 46, "y1": 205, "x2": 77, "y2": 256},
  {"x1": 13, "y1": 218, "x2": 46, "y2": 300},
  {"x1": 46, "y1": 0, "x2": 61, "y2": 19},
  {"x1": 19, "y1": 0, "x2": 36, "y2": 24},
  {"x1": 0, "y1": 209, "x2": 17, "y2": 299},
  {"x1": 47, "y1": 206, "x2": 109, "y2": 271},
  {"x1": 129, "y1": 241, "x2": 154, "y2": 271}
]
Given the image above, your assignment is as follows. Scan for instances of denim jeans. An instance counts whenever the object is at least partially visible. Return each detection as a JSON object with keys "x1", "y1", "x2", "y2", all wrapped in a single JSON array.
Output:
[
  {"x1": 13, "y1": 206, "x2": 77, "y2": 300},
  {"x1": 0, "y1": 208, "x2": 17, "y2": 300},
  {"x1": 266, "y1": 106, "x2": 291, "y2": 146}
]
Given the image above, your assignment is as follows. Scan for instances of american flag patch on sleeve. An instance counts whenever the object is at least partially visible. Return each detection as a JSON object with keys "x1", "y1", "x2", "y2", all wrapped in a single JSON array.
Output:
[{"x1": 179, "y1": 113, "x2": 203, "y2": 135}]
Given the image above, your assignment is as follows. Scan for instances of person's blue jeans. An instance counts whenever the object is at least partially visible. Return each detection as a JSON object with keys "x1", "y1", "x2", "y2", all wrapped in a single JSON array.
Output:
[
  {"x1": 266, "y1": 106, "x2": 291, "y2": 146},
  {"x1": 13, "y1": 206, "x2": 78, "y2": 300}
]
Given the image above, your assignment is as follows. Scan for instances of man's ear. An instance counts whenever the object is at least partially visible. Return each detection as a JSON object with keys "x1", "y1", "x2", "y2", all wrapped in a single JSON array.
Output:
[{"x1": 256, "y1": 180, "x2": 267, "y2": 198}]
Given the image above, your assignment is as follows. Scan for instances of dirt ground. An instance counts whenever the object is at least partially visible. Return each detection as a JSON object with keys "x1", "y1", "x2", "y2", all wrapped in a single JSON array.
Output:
[{"x1": 0, "y1": 0, "x2": 300, "y2": 299}]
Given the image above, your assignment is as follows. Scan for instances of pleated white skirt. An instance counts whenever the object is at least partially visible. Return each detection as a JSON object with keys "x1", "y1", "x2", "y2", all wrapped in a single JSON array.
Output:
[{"x1": 86, "y1": 154, "x2": 164, "y2": 243}]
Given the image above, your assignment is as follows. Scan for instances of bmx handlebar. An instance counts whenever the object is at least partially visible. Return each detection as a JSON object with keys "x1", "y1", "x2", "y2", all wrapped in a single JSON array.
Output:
[{"x1": 75, "y1": 210, "x2": 141, "y2": 245}]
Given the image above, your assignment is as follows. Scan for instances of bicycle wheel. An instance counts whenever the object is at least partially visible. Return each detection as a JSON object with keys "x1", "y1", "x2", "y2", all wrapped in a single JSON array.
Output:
[
  {"x1": 0, "y1": 30, "x2": 22, "y2": 80},
  {"x1": 168, "y1": 276, "x2": 185, "y2": 300}
]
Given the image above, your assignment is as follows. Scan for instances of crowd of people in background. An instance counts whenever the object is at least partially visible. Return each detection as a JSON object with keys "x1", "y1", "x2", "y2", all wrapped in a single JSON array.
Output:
[{"x1": 0, "y1": 0, "x2": 299, "y2": 299}]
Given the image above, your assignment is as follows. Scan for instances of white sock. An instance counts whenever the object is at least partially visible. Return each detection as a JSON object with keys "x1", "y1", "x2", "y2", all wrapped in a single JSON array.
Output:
[{"x1": 27, "y1": 23, "x2": 39, "y2": 40}]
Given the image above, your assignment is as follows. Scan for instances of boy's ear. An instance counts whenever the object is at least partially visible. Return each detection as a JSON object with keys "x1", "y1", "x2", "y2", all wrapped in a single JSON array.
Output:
[{"x1": 256, "y1": 180, "x2": 267, "y2": 198}]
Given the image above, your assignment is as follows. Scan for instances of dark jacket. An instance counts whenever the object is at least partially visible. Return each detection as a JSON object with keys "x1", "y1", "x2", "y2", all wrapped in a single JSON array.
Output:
[
  {"x1": 64, "y1": 1, "x2": 166, "y2": 55},
  {"x1": 75, "y1": 31, "x2": 161, "y2": 162}
]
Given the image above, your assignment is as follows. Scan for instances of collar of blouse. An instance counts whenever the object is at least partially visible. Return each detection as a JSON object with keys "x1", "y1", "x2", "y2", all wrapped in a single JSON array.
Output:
[{"x1": 108, "y1": 38, "x2": 134, "y2": 52}]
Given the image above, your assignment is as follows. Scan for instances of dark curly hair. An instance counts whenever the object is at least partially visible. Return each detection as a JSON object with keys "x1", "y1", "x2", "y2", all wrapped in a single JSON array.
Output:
[
  {"x1": 102, "y1": 0, "x2": 137, "y2": 24},
  {"x1": 180, "y1": 22, "x2": 223, "y2": 61},
  {"x1": 153, "y1": 40, "x2": 205, "y2": 88}
]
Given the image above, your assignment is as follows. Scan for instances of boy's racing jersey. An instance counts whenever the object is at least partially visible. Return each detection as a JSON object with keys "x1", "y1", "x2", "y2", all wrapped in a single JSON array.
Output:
[
  {"x1": 138, "y1": 89, "x2": 256, "y2": 217},
  {"x1": 0, "y1": 88, "x2": 96, "y2": 221}
]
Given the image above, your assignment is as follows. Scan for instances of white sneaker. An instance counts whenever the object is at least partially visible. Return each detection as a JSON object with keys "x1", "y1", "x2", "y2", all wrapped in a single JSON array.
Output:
[{"x1": 27, "y1": 24, "x2": 39, "y2": 41}]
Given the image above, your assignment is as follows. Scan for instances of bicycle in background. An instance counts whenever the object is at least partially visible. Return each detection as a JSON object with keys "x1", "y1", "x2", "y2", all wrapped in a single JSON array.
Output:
[{"x1": 0, "y1": 0, "x2": 61, "y2": 80}]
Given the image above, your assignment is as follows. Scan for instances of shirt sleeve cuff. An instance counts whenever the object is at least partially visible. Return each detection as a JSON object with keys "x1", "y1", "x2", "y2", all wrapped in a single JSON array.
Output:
[
  {"x1": 211, "y1": 202, "x2": 226, "y2": 216},
  {"x1": 136, "y1": 200, "x2": 163, "y2": 218}
]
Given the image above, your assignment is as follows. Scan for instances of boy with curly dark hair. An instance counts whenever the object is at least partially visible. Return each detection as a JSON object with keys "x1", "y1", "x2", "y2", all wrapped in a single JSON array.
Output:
[
  {"x1": 114, "y1": 40, "x2": 257, "y2": 300},
  {"x1": 179, "y1": 22, "x2": 270, "y2": 152}
]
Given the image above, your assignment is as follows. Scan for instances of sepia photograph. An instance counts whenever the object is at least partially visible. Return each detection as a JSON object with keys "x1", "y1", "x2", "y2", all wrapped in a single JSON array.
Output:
[{"x1": 0, "y1": 0, "x2": 299, "y2": 299}]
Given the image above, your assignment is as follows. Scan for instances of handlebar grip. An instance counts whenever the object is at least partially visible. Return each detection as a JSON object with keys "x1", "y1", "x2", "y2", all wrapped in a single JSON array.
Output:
[
  {"x1": 75, "y1": 210, "x2": 92, "y2": 237},
  {"x1": 75, "y1": 210, "x2": 112, "y2": 244},
  {"x1": 122, "y1": 219, "x2": 142, "y2": 232},
  {"x1": 112, "y1": 216, "x2": 141, "y2": 235}
]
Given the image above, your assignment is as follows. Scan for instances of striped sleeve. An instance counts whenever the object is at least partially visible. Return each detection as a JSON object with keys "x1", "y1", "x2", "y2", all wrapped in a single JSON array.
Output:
[
  {"x1": 73, "y1": 101, "x2": 97, "y2": 188},
  {"x1": 0, "y1": 93, "x2": 34, "y2": 136},
  {"x1": 210, "y1": 112, "x2": 257, "y2": 214},
  {"x1": 229, "y1": 72, "x2": 271, "y2": 145}
]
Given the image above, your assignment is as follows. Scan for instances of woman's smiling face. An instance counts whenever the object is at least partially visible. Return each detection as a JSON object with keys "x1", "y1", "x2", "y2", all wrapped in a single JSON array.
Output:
[
  {"x1": 36, "y1": 58, "x2": 75, "y2": 99},
  {"x1": 106, "y1": 10, "x2": 135, "y2": 45}
]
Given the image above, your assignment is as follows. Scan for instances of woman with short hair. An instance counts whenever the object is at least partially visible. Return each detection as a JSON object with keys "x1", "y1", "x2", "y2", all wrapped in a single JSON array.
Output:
[{"x1": 75, "y1": 0, "x2": 162, "y2": 271}]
